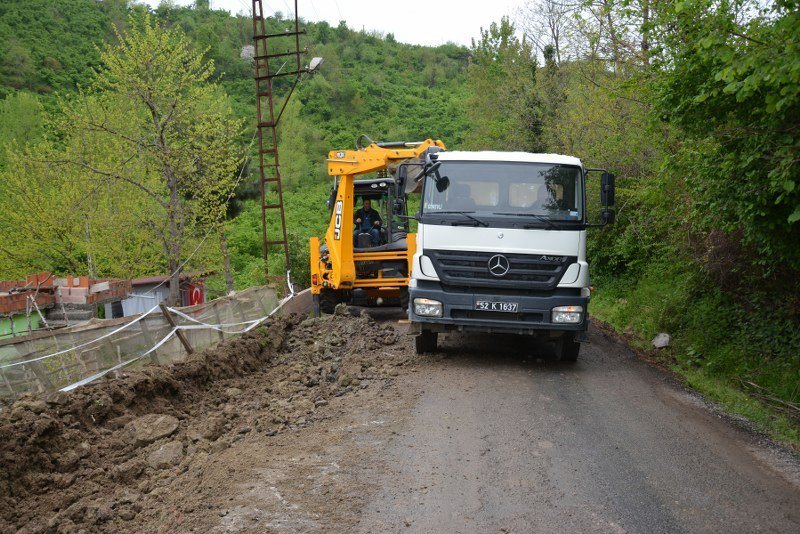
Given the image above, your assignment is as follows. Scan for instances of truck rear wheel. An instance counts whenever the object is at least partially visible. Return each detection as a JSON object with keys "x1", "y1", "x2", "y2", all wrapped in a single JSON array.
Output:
[
  {"x1": 415, "y1": 330, "x2": 438, "y2": 354},
  {"x1": 319, "y1": 289, "x2": 343, "y2": 314},
  {"x1": 559, "y1": 333, "x2": 580, "y2": 362}
]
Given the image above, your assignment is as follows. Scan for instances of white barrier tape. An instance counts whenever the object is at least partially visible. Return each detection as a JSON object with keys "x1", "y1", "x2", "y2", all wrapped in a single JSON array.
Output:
[
  {"x1": 166, "y1": 307, "x2": 263, "y2": 329},
  {"x1": 61, "y1": 322, "x2": 181, "y2": 391},
  {"x1": 0, "y1": 305, "x2": 161, "y2": 370},
  {"x1": 57, "y1": 291, "x2": 293, "y2": 393},
  {"x1": 173, "y1": 323, "x2": 262, "y2": 335},
  {"x1": 60, "y1": 355, "x2": 143, "y2": 391},
  {"x1": 287, "y1": 269, "x2": 295, "y2": 297}
]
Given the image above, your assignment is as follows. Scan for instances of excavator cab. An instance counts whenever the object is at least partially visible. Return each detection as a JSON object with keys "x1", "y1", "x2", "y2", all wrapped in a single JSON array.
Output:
[
  {"x1": 310, "y1": 138, "x2": 446, "y2": 315},
  {"x1": 352, "y1": 179, "x2": 409, "y2": 248}
]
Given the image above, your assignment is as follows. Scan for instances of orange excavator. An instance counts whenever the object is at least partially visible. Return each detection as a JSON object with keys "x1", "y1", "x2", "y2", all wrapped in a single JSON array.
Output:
[{"x1": 310, "y1": 136, "x2": 446, "y2": 316}]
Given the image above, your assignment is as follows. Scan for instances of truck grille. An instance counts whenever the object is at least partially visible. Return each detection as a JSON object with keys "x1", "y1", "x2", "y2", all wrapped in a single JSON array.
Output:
[
  {"x1": 450, "y1": 310, "x2": 545, "y2": 323},
  {"x1": 426, "y1": 250, "x2": 575, "y2": 291}
]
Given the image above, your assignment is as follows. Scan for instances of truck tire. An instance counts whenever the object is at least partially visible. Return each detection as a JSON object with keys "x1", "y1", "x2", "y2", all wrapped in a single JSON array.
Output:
[
  {"x1": 559, "y1": 333, "x2": 580, "y2": 362},
  {"x1": 399, "y1": 288, "x2": 409, "y2": 313},
  {"x1": 415, "y1": 330, "x2": 438, "y2": 354}
]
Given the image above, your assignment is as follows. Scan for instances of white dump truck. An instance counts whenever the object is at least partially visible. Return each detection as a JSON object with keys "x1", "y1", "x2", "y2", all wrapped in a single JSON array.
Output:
[{"x1": 407, "y1": 150, "x2": 615, "y2": 361}]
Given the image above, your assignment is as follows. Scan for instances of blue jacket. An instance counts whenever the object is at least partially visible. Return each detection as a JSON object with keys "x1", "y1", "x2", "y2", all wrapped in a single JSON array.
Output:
[{"x1": 354, "y1": 207, "x2": 382, "y2": 233}]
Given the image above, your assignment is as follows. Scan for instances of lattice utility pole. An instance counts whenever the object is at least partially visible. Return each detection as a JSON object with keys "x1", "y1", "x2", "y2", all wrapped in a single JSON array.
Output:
[{"x1": 251, "y1": 0, "x2": 308, "y2": 291}]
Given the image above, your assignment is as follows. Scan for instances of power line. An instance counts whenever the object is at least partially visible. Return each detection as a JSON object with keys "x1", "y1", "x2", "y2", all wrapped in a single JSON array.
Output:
[
  {"x1": 279, "y1": 0, "x2": 293, "y2": 19},
  {"x1": 308, "y1": 0, "x2": 320, "y2": 21}
]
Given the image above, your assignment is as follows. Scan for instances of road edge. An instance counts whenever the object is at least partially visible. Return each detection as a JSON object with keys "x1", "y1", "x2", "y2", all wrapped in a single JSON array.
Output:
[{"x1": 591, "y1": 316, "x2": 800, "y2": 459}]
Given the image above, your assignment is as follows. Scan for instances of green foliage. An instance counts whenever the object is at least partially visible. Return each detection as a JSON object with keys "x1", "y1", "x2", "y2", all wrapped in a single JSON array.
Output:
[
  {"x1": 0, "y1": 0, "x2": 117, "y2": 96},
  {"x1": 464, "y1": 17, "x2": 543, "y2": 151},
  {"x1": 277, "y1": 99, "x2": 327, "y2": 188},
  {"x1": 510, "y1": 0, "x2": 800, "y2": 437},
  {"x1": 289, "y1": 27, "x2": 469, "y2": 150},
  {"x1": 653, "y1": 0, "x2": 800, "y2": 270},
  {"x1": 591, "y1": 262, "x2": 700, "y2": 345},
  {"x1": 0, "y1": 91, "x2": 44, "y2": 168},
  {"x1": 221, "y1": 181, "x2": 332, "y2": 291},
  {"x1": 0, "y1": 140, "x2": 89, "y2": 276},
  {"x1": 0, "y1": 13, "x2": 243, "y2": 308}
]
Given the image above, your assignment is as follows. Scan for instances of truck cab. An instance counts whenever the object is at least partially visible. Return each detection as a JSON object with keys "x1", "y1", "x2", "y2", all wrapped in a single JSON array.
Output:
[{"x1": 408, "y1": 151, "x2": 614, "y2": 361}]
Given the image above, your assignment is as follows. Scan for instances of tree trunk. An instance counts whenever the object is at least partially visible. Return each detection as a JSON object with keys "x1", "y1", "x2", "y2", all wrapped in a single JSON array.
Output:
[
  {"x1": 168, "y1": 261, "x2": 181, "y2": 306},
  {"x1": 604, "y1": 0, "x2": 622, "y2": 74},
  {"x1": 167, "y1": 175, "x2": 182, "y2": 307},
  {"x1": 641, "y1": 0, "x2": 651, "y2": 67}
]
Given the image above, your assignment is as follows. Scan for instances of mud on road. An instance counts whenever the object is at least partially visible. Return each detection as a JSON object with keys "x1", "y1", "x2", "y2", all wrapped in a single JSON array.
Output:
[{"x1": 0, "y1": 313, "x2": 411, "y2": 533}]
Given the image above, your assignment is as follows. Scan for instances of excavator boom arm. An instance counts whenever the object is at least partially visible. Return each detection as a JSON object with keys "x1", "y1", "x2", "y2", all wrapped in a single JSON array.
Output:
[{"x1": 327, "y1": 139, "x2": 445, "y2": 177}]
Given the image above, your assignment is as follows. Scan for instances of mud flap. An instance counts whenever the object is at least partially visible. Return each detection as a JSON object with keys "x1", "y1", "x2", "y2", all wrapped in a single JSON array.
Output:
[{"x1": 312, "y1": 294, "x2": 321, "y2": 318}]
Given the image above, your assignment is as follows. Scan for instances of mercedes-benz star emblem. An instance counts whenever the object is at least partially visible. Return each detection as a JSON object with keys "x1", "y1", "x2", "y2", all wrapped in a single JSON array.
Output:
[{"x1": 488, "y1": 254, "x2": 510, "y2": 277}]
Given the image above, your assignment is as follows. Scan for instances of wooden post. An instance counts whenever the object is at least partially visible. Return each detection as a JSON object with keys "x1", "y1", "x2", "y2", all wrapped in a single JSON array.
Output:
[{"x1": 159, "y1": 303, "x2": 194, "y2": 355}]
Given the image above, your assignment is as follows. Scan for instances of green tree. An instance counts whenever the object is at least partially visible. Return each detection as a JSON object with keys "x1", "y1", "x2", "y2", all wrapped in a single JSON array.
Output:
[
  {"x1": 464, "y1": 17, "x2": 543, "y2": 151},
  {"x1": 54, "y1": 15, "x2": 243, "y2": 304},
  {"x1": 277, "y1": 98, "x2": 326, "y2": 189},
  {"x1": 0, "y1": 40, "x2": 33, "y2": 90},
  {"x1": 0, "y1": 142, "x2": 87, "y2": 277},
  {"x1": 652, "y1": 0, "x2": 800, "y2": 271}
]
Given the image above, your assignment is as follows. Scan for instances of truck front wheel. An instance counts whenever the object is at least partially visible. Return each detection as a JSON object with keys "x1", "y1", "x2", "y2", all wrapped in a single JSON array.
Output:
[
  {"x1": 399, "y1": 288, "x2": 409, "y2": 313},
  {"x1": 415, "y1": 330, "x2": 438, "y2": 354},
  {"x1": 559, "y1": 333, "x2": 581, "y2": 362}
]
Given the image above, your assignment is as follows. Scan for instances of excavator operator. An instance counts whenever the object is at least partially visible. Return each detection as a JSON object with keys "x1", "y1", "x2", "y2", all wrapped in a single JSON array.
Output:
[{"x1": 353, "y1": 198, "x2": 383, "y2": 246}]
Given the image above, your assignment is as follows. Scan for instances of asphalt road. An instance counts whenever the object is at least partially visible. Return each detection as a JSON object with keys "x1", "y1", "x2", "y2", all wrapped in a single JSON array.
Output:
[
  {"x1": 8, "y1": 313, "x2": 797, "y2": 533},
  {"x1": 356, "y1": 326, "x2": 800, "y2": 533}
]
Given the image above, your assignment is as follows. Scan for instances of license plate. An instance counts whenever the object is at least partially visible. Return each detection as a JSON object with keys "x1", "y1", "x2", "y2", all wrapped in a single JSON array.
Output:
[{"x1": 475, "y1": 300, "x2": 518, "y2": 312}]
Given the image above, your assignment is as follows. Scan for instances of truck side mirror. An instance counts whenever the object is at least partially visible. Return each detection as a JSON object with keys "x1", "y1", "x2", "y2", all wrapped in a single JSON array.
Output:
[
  {"x1": 396, "y1": 165, "x2": 408, "y2": 196},
  {"x1": 435, "y1": 175, "x2": 450, "y2": 193},
  {"x1": 601, "y1": 208, "x2": 615, "y2": 225},
  {"x1": 601, "y1": 172, "x2": 615, "y2": 206},
  {"x1": 413, "y1": 161, "x2": 441, "y2": 182}
]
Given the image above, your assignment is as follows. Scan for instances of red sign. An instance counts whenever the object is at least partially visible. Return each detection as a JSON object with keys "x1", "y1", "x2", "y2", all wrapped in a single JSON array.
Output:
[{"x1": 187, "y1": 283, "x2": 204, "y2": 306}]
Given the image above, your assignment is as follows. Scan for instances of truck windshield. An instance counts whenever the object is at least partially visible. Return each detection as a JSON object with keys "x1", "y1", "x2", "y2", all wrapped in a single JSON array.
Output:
[{"x1": 422, "y1": 161, "x2": 583, "y2": 223}]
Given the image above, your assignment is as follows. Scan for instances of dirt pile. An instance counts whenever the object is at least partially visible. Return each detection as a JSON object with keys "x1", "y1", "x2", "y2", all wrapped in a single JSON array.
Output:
[{"x1": 0, "y1": 312, "x2": 409, "y2": 533}]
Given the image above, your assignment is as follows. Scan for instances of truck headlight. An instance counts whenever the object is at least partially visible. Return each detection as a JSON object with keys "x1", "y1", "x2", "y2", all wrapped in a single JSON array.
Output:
[
  {"x1": 414, "y1": 298, "x2": 443, "y2": 317},
  {"x1": 551, "y1": 305, "x2": 583, "y2": 324}
]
